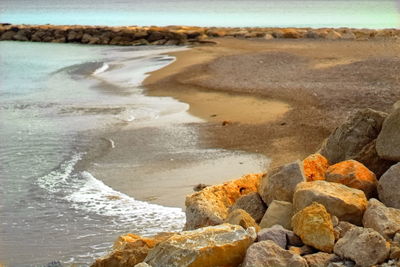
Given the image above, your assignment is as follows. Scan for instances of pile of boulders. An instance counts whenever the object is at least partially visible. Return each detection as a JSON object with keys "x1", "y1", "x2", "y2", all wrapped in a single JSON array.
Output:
[
  {"x1": 92, "y1": 106, "x2": 400, "y2": 267},
  {"x1": 1, "y1": 24, "x2": 400, "y2": 46}
]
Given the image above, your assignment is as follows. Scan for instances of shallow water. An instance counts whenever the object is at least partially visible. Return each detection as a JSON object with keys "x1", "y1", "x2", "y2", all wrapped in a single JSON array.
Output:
[{"x1": 1, "y1": 0, "x2": 399, "y2": 28}]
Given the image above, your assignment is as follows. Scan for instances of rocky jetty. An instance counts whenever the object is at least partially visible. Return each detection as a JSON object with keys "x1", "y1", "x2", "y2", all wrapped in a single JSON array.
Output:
[
  {"x1": 1, "y1": 24, "x2": 400, "y2": 46},
  {"x1": 92, "y1": 106, "x2": 400, "y2": 266}
]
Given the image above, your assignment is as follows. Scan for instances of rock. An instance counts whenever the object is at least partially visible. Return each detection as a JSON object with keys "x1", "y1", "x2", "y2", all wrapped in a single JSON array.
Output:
[
  {"x1": 326, "y1": 30, "x2": 342, "y2": 40},
  {"x1": 325, "y1": 160, "x2": 377, "y2": 198},
  {"x1": 303, "y1": 153, "x2": 329, "y2": 181},
  {"x1": 378, "y1": 163, "x2": 400, "y2": 209},
  {"x1": 259, "y1": 160, "x2": 306, "y2": 205},
  {"x1": 224, "y1": 209, "x2": 260, "y2": 232},
  {"x1": 287, "y1": 231, "x2": 304, "y2": 246},
  {"x1": 257, "y1": 225, "x2": 288, "y2": 249},
  {"x1": 333, "y1": 221, "x2": 356, "y2": 240},
  {"x1": 242, "y1": 240, "x2": 308, "y2": 267},
  {"x1": 1, "y1": 30, "x2": 16, "y2": 40},
  {"x1": 377, "y1": 108, "x2": 400, "y2": 161},
  {"x1": 260, "y1": 200, "x2": 293, "y2": 230},
  {"x1": 264, "y1": 33, "x2": 274, "y2": 40},
  {"x1": 292, "y1": 202, "x2": 335, "y2": 252},
  {"x1": 319, "y1": 108, "x2": 387, "y2": 164},
  {"x1": 331, "y1": 215, "x2": 339, "y2": 227},
  {"x1": 341, "y1": 31, "x2": 356, "y2": 40},
  {"x1": 303, "y1": 252, "x2": 341, "y2": 267},
  {"x1": 134, "y1": 263, "x2": 152, "y2": 267},
  {"x1": 362, "y1": 198, "x2": 400, "y2": 240},
  {"x1": 184, "y1": 173, "x2": 262, "y2": 230},
  {"x1": 91, "y1": 233, "x2": 173, "y2": 267},
  {"x1": 228, "y1": 192, "x2": 267, "y2": 223},
  {"x1": 14, "y1": 29, "x2": 30, "y2": 41},
  {"x1": 395, "y1": 233, "x2": 400, "y2": 243},
  {"x1": 390, "y1": 245, "x2": 400, "y2": 260},
  {"x1": 327, "y1": 260, "x2": 356, "y2": 267},
  {"x1": 288, "y1": 245, "x2": 316, "y2": 256},
  {"x1": 293, "y1": 181, "x2": 368, "y2": 225},
  {"x1": 334, "y1": 227, "x2": 390, "y2": 267},
  {"x1": 144, "y1": 224, "x2": 255, "y2": 267}
]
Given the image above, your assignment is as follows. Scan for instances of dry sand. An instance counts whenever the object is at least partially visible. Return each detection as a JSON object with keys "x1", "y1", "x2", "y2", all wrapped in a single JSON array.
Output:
[{"x1": 144, "y1": 37, "x2": 400, "y2": 168}]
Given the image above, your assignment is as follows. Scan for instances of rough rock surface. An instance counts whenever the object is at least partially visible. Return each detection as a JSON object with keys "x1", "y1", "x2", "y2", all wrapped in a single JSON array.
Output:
[
  {"x1": 292, "y1": 202, "x2": 335, "y2": 253},
  {"x1": 184, "y1": 173, "x2": 262, "y2": 230},
  {"x1": 260, "y1": 200, "x2": 293, "y2": 230},
  {"x1": 334, "y1": 227, "x2": 390, "y2": 267},
  {"x1": 362, "y1": 198, "x2": 400, "y2": 240},
  {"x1": 303, "y1": 153, "x2": 329, "y2": 181},
  {"x1": 293, "y1": 181, "x2": 368, "y2": 225},
  {"x1": 333, "y1": 221, "x2": 356, "y2": 240},
  {"x1": 377, "y1": 108, "x2": 400, "y2": 161},
  {"x1": 288, "y1": 245, "x2": 316, "y2": 256},
  {"x1": 242, "y1": 240, "x2": 308, "y2": 267},
  {"x1": 224, "y1": 209, "x2": 260, "y2": 232},
  {"x1": 257, "y1": 225, "x2": 288, "y2": 249},
  {"x1": 303, "y1": 252, "x2": 341, "y2": 267},
  {"x1": 259, "y1": 160, "x2": 306, "y2": 205},
  {"x1": 228, "y1": 192, "x2": 267, "y2": 223},
  {"x1": 144, "y1": 224, "x2": 256, "y2": 267},
  {"x1": 319, "y1": 108, "x2": 387, "y2": 164},
  {"x1": 378, "y1": 163, "x2": 400, "y2": 209},
  {"x1": 91, "y1": 233, "x2": 173, "y2": 267},
  {"x1": 325, "y1": 160, "x2": 377, "y2": 198}
]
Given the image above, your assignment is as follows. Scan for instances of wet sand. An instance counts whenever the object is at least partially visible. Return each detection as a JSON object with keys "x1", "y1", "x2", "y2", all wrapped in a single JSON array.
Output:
[{"x1": 144, "y1": 37, "x2": 400, "y2": 168}]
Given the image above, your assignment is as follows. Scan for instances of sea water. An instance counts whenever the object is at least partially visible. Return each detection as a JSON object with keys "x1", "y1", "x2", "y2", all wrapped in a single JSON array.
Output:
[{"x1": 1, "y1": 0, "x2": 399, "y2": 28}]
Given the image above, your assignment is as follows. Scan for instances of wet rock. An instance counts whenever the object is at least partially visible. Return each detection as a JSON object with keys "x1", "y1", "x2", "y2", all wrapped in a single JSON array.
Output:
[
  {"x1": 257, "y1": 225, "x2": 288, "y2": 249},
  {"x1": 144, "y1": 224, "x2": 256, "y2": 267},
  {"x1": 378, "y1": 163, "x2": 400, "y2": 209},
  {"x1": 377, "y1": 108, "x2": 400, "y2": 161},
  {"x1": 259, "y1": 160, "x2": 306, "y2": 205},
  {"x1": 91, "y1": 233, "x2": 173, "y2": 267},
  {"x1": 303, "y1": 252, "x2": 341, "y2": 267},
  {"x1": 228, "y1": 192, "x2": 267, "y2": 223},
  {"x1": 242, "y1": 240, "x2": 308, "y2": 267},
  {"x1": 292, "y1": 202, "x2": 335, "y2": 253},
  {"x1": 184, "y1": 173, "x2": 262, "y2": 230},
  {"x1": 224, "y1": 209, "x2": 260, "y2": 232},
  {"x1": 293, "y1": 181, "x2": 368, "y2": 225},
  {"x1": 319, "y1": 108, "x2": 387, "y2": 164},
  {"x1": 260, "y1": 200, "x2": 293, "y2": 230},
  {"x1": 325, "y1": 160, "x2": 377, "y2": 198},
  {"x1": 362, "y1": 198, "x2": 400, "y2": 240},
  {"x1": 303, "y1": 153, "x2": 329, "y2": 181},
  {"x1": 334, "y1": 227, "x2": 390, "y2": 267}
]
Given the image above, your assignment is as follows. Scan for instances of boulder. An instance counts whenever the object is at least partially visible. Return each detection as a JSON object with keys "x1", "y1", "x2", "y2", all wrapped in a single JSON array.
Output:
[
  {"x1": 334, "y1": 227, "x2": 390, "y2": 267},
  {"x1": 184, "y1": 173, "x2": 262, "y2": 230},
  {"x1": 341, "y1": 31, "x2": 356, "y2": 40},
  {"x1": 303, "y1": 153, "x2": 329, "y2": 181},
  {"x1": 257, "y1": 225, "x2": 288, "y2": 249},
  {"x1": 292, "y1": 202, "x2": 335, "y2": 253},
  {"x1": 377, "y1": 108, "x2": 400, "y2": 161},
  {"x1": 144, "y1": 224, "x2": 256, "y2": 267},
  {"x1": 91, "y1": 233, "x2": 173, "y2": 267},
  {"x1": 14, "y1": 29, "x2": 30, "y2": 41},
  {"x1": 319, "y1": 108, "x2": 387, "y2": 164},
  {"x1": 242, "y1": 240, "x2": 308, "y2": 267},
  {"x1": 362, "y1": 198, "x2": 400, "y2": 240},
  {"x1": 224, "y1": 209, "x2": 260, "y2": 232},
  {"x1": 259, "y1": 161, "x2": 306, "y2": 205},
  {"x1": 228, "y1": 192, "x2": 267, "y2": 223},
  {"x1": 325, "y1": 160, "x2": 377, "y2": 198},
  {"x1": 303, "y1": 252, "x2": 341, "y2": 267},
  {"x1": 293, "y1": 181, "x2": 368, "y2": 225},
  {"x1": 333, "y1": 221, "x2": 356, "y2": 240},
  {"x1": 260, "y1": 200, "x2": 293, "y2": 230},
  {"x1": 326, "y1": 30, "x2": 342, "y2": 40},
  {"x1": 1, "y1": 30, "x2": 16, "y2": 40},
  {"x1": 378, "y1": 163, "x2": 400, "y2": 209}
]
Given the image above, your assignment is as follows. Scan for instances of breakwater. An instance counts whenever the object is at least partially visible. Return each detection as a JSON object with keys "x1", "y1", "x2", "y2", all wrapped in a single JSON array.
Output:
[{"x1": 1, "y1": 24, "x2": 400, "y2": 46}]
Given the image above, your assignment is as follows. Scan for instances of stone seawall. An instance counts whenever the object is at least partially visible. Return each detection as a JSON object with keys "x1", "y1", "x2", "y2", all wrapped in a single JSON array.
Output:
[{"x1": 1, "y1": 24, "x2": 400, "y2": 46}]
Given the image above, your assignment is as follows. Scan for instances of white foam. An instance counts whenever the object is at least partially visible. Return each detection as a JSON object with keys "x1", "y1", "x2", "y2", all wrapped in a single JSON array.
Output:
[{"x1": 92, "y1": 62, "x2": 109, "y2": 75}]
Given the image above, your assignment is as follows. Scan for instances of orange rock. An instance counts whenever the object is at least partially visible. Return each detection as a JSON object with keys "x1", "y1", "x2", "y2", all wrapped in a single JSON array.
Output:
[
  {"x1": 303, "y1": 153, "x2": 329, "y2": 181},
  {"x1": 292, "y1": 202, "x2": 335, "y2": 253},
  {"x1": 325, "y1": 160, "x2": 377, "y2": 198}
]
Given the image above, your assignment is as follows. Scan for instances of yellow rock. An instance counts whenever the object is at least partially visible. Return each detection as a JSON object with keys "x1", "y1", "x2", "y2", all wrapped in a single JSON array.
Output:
[
  {"x1": 224, "y1": 209, "x2": 261, "y2": 232},
  {"x1": 292, "y1": 202, "x2": 335, "y2": 253},
  {"x1": 303, "y1": 153, "x2": 329, "y2": 181}
]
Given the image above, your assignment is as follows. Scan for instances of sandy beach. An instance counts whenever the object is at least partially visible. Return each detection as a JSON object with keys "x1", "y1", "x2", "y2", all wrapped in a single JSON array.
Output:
[{"x1": 145, "y1": 37, "x2": 400, "y2": 169}]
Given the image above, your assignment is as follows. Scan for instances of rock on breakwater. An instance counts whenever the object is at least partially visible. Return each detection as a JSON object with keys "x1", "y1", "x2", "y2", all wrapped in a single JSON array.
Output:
[{"x1": 1, "y1": 24, "x2": 400, "y2": 46}]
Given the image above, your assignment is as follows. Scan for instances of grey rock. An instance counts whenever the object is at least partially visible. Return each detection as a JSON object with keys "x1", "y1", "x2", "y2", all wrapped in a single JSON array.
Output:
[
  {"x1": 260, "y1": 200, "x2": 293, "y2": 230},
  {"x1": 257, "y1": 225, "x2": 288, "y2": 249},
  {"x1": 259, "y1": 160, "x2": 306, "y2": 205},
  {"x1": 378, "y1": 163, "x2": 400, "y2": 209},
  {"x1": 242, "y1": 240, "x2": 308, "y2": 267},
  {"x1": 228, "y1": 192, "x2": 267, "y2": 223},
  {"x1": 362, "y1": 198, "x2": 400, "y2": 240},
  {"x1": 334, "y1": 227, "x2": 390, "y2": 267},
  {"x1": 377, "y1": 108, "x2": 400, "y2": 161}
]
